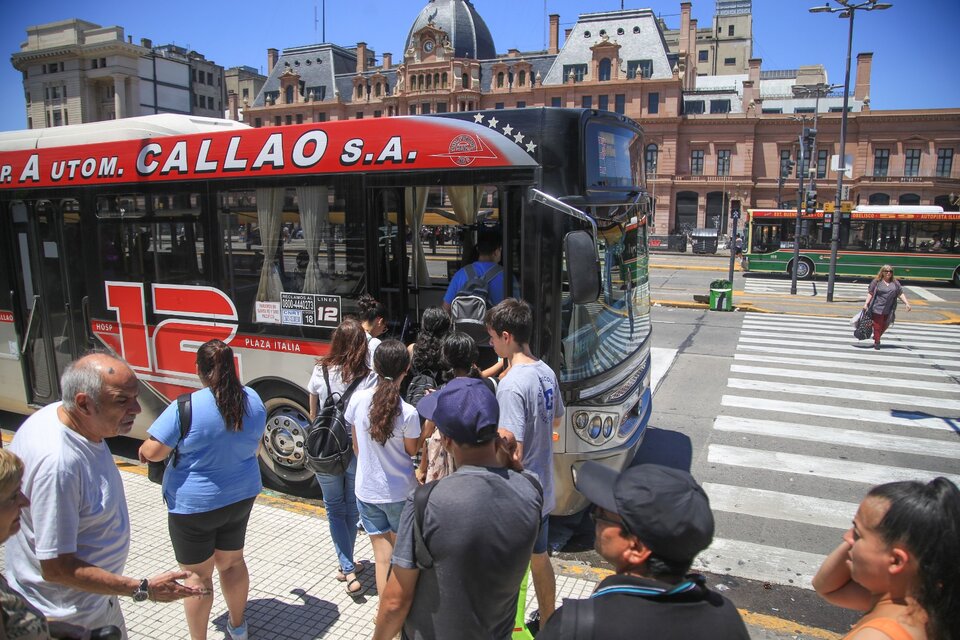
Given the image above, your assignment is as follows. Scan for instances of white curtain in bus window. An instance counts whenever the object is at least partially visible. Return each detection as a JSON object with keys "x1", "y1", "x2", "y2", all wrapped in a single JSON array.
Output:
[
  {"x1": 296, "y1": 185, "x2": 328, "y2": 293},
  {"x1": 447, "y1": 186, "x2": 484, "y2": 224},
  {"x1": 256, "y1": 187, "x2": 286, "y2": 301},
  {"x1": 404, "y1": 187, "x2": 431, "y2": 286}
]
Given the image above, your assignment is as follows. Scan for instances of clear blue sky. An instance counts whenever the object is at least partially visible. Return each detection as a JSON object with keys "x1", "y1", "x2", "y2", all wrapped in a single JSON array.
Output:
[{"x1": 2, "y1": 0, "x2": 957, "y2": 131}]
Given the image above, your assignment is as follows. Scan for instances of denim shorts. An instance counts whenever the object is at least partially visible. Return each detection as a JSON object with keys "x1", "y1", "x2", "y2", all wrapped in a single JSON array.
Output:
[{"x1": 358, "y1": 499, "x2": 406, "y2": 535}]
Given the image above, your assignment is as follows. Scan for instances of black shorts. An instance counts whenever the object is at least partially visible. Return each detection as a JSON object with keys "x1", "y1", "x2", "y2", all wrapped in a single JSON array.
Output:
[{"x1": 168, "y1": 496, "x2": 256, "y2": 565}]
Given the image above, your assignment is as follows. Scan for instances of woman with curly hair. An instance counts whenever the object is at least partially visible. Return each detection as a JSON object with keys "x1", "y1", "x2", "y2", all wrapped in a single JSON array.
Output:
[
  {"x1": 405, "y1": 307, "x2": 451, "y2": 406},
  {"x1": 863, "y1": 265, "x2": 912, "y2": 350},
  {"x1": 305, "y1": 318, "x2": 376, "y2": 595},
  {"x1": 347, "y1": 340, "x2": 422, "y2": 599},
  {"x1": 813, "y1": 477, "x2": 960, "y2": 640},
  {"x1": 358, "y1": 294, "x2": 388, "y2": 366}
]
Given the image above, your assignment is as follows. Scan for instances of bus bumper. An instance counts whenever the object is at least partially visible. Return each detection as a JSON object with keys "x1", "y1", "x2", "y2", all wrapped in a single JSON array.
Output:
[{"x1": 551, "y1": 388, "x2": 651, "y2": 515}]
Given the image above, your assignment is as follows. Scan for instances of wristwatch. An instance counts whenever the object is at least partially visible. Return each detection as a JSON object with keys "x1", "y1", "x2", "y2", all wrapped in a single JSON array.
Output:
[{"x1": 132, "y1": 578, "x2": 150, "y2": 602}]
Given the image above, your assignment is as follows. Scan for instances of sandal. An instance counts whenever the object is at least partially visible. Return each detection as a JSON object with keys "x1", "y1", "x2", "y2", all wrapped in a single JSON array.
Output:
[
  {"x1": 344, "y1": 577, "x2": 365, "y2": 595},
  {"x1": 336, "y1": 562, "x2": 367, "y2": 582}
]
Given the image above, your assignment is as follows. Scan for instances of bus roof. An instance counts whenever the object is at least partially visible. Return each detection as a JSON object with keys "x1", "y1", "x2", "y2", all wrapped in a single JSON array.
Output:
[
  {"x1": 0, "y1": 115, "x2": 538, "y2": 190},
  {"x1": 853, "y1": 205, "x2": 945, "y2": 214},
  {"x1": 0, "y1": 114, "x2": 250, "y2": 152}
]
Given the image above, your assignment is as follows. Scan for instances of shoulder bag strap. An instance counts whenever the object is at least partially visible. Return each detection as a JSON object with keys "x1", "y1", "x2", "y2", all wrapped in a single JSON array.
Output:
[
  {"x1": 464, "y1": 262, "x2": 477, "y2": 281},
  {"x1": 519, "y1": 470, "x2": 544, "y2": 499},
  {"x1": 339, "y1": 374, "x2": 366, "y2": 406},
  {"x1": 413, "y1": 480, "x2": 439, "y2": 569},
  {"x1": 173, "y1": 393, "x2": 192, "y2": 467},
  {"x1": 482, "y1": 264, "x2": 503, "y2": 284},
  {"x1": 322, "y1": 365, "x2": 332, "y2": 398},
  {"x1": 559, "y1": 597, "x2": 594, "y2": 640}
]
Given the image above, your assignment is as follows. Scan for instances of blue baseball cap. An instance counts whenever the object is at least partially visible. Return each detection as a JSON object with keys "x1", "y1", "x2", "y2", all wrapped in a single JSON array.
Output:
[{"x1": 417, "y1": 377, "x2": 499, "y2": 445}]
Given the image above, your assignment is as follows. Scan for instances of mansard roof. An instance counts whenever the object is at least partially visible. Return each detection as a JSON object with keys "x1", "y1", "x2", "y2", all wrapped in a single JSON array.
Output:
[{"x1": 404, "y1": 0, "x2": 496, "y2": 60}]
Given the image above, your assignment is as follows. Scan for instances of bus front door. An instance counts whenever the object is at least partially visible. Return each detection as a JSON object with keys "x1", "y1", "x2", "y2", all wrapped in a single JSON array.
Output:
[{"x1": 9, "y1": 200, "x2": 83, "y2": 406}]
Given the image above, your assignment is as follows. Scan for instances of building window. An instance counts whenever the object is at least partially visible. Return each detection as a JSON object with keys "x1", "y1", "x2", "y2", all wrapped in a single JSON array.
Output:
[
  {"x1": 563, "y1": 64, "x2": 587, "y2": 82},
  {"x1": 442, "y1": 72, "x2": 448, "y2": 88},
  {"x1": 717, "y1": 149, "x2": 731, "y2": 176},
  {"x1": 710, "y1": 99, "x2": 731, "y2": 114},
  {"x1": 551, "y1": 97, "x2": 561, "y2": 107},
  {"x1": 355, "y1": 112, "x2": 364, "y2": 119},
  {"x1": 242, "y1": 88, "x2": 249, "y2": 99},
  {"x1": 691, "y1": 150, "x2": 705, "y2": 175},
  {"x1": 684, "y1": 100, "x2": 705, "y2": 115},
  {"x1": 296, "y1": 114, "x2": 303, "y2": 124},
  {"x1": 645, "y1": 143, "x2": 658, "y2": 176},
  {"x1": 627, "y1": 60, "x2": 653, "y2": 79},
  {"x1": 496, "y1": 72, "x2": 505, "y2": 88},
  {"x1": 285, "y1": 115, "x2": 292, "y2": 125},
  {"x1": 794, "y1": 107, "x2": 815, "y2": 114},
  {"x1": 409, "y1": 104, "x2": 418, "y2": 115},
  {"x1": 728, "y1": 25, "x2": 735, "y2": 36},
  {"x1": 518, "y1": 70, "x2": 526, "y2": 86},
  {"x1": 286, "y1": 86, "x2": 295, "y2": 104},
  {"x1": 516, "y1": 101, "x2": 525, "y2": 108},
  {"x1": 599, "y1": 58, "x2": 612, "y2": 81},
  {"x1": 817, "y1": 149, "x2": 829, "y2": 179},
  {"x1": 598, "y1": 95, "x2": 609, "y2": 111},
  {"x1": 699, "y1": 50, "x2": 708, "y2": 62},
  {"x1": 615, "y1": 94, "x2": 625, "y2": 114},
  {"x1": 421, "y1": 103, "x2": 430, "y2": 115},
  {"x1": 873, "y1": 149, "x2": 889, "y2": 177},
  {"x1": 254, "y1": 118, "x2": 262, "y2": 128},
  {"x1": 274, "y1": 116, "x2": 281, "y2": 126},
  {"x1": 437, "y1": 102, "x2": 448, "y2": 113},
  {"x1": 904, "y1": 149, "x2": 921, "y2": 177},
  {"x1": 495, "y1": 102, "x2": 504, "y2": 109},
  {"x1": 462, "y1": 73, "x2": 469, "y2": 88},
  {"x1": 936, "y1": 148, "x2": 953, "y2": 177},
  {"x1": 374, "y1": 110, "x2": 382, "y2": 118},
  {"x1": 207, "y1": 72, "x2": 213, "y2": 85},
  {"x1": 648, "y1": 92, "x2": 659, "y2": 114},
  {"x1": 582, "y1": 95, "x2": 593, "y2": 109},
  {"x1": 762, "y1": 107, "x2": 783, "y2": 114},
  {"x1": 317, "y1": 112, "x2": 327, "y2": 122},
  {"x1": 828, "y1": 107, "x2": 852, "y2": 113},
  {"x1": 724, "y1": 57, "x2": 736, "y2": 66}
]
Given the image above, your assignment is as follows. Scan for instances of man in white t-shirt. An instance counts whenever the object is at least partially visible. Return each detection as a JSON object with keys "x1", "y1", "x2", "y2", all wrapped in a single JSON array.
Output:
[{"x1": 5, "y1": 353, "x2": 202, "y2": 638}]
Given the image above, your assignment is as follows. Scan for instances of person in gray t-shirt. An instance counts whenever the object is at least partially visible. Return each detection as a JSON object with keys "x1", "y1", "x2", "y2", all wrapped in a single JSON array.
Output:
[
  {"x1": 374, "y1": 377, "x2": 542, "y2": 640},
  {"x1": 485, "y1": 299, "x2": 565, "y2": 626}
]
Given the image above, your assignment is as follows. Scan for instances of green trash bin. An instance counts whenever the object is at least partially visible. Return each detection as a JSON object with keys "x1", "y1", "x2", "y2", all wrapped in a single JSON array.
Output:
[{"x1": 709, "y1": 279, "x2": 733, "y2": 311}]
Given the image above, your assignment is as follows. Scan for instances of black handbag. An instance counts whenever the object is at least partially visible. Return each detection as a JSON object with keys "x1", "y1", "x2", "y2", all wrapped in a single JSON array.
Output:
[
  {"x1": 147, "y1": 393, "x2": 192, "y2": 484},
  {"x1": 854, "y1": 306, "x2": 874, "y2": 341}
]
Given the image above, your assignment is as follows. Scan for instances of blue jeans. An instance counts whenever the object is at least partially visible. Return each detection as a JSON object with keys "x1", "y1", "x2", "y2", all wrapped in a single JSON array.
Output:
[{"x1": 315, "y1": 456, "x2": 359, "y2": 574}]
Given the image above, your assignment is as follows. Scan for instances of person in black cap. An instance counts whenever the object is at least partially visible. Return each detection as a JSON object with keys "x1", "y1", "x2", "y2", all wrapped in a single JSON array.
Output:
[
  {"x1": 537, "y1": 462, "x2": 749, "y2": 640},
  {"x1": 373, "y1": 377, "x2": 543, "y2": 640}
]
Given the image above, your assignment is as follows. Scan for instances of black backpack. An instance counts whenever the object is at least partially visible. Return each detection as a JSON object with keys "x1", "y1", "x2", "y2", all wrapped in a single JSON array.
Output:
[
  {"x1": 304, "y1": 367, "x2": 365, "y2": 475},
  {"x1": 450, "y1": 263, "x2": 502, "y2": 345},
  {"x1": 405, "y1": 370, "x2": 440, "y2": 408}
]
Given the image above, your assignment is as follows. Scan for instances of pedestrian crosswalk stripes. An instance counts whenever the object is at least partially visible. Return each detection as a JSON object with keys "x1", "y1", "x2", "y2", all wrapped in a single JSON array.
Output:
[
  {"x1": 729, "y1": 364, "x2": 960, "y2": 392},
  {"x1": 721, "y1": 395, "x2": 959, "y2": 433},
  {"x1": 713, "y1": 416, "x2": 960, "y2": 459},
  {"x1": 734, "y1": 353, "x2": 959, "y2": 378},
  {"x1": 742, "y1": 279, "x2": 868, "y2": 299},
  {"x1": 699, "y1": 312, "x2": 960, "y2": 590},
  {"x1": 729, "y1": 377, "x2": 960, "y2": 410},
  {"x1": 708, "y1": 444, "x2": 960, "y2": 486},
  {"x1": 737, "y1": 343, "x2": 960, "y2": 370},
  {"x1": 702, "y1": 483, "x2": 857, "y2": 531}
]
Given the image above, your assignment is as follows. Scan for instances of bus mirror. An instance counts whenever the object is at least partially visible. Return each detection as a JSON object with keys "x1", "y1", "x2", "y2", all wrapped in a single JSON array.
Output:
[{"x1": 565, "y1": 230, "x2": 601, "y2": 304}]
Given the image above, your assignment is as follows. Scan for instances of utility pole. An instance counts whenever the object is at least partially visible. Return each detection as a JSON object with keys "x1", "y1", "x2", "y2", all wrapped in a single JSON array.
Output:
[{"x1": 789, "y1": 124, "x2": 811, "y2": 296}]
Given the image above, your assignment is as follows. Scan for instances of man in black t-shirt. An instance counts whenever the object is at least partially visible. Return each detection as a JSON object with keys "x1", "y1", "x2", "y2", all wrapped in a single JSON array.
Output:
[{"x1": 538, "y1": 463, "x2": 749, "y2": 640}]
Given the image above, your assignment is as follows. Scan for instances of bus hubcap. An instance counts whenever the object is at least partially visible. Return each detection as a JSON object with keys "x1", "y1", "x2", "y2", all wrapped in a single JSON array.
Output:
[{"x1": 263, "y1": 407, "x2": 308, "y2": 469}]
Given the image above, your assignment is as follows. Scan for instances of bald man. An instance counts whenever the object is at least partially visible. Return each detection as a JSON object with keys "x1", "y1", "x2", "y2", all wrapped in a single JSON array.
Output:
[{"x1": 6, "y1": 353, "x2": 201, "y2": 638}]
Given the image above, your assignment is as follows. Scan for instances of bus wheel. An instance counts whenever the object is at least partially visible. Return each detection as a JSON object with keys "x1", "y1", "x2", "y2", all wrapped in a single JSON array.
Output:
[
  {"x1": 256, "y1": 383, "x2": 320, "y2": 497},
  {"x1": 790, "y1": 258, "x2": 814, "y2": 280},
  {"x1": 954, "y1": 268, "x2": 960, "y2": 287}
]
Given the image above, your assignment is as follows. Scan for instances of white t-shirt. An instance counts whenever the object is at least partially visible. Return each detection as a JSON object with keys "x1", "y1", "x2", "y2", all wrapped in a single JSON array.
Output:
[
  {"x1": 346, "y1": 387, "x2": 420, "y2": 503},
  {"x1": 365, "y1": 332, "x2": 382, "y2": 369},
  {"x1": 5, "y1": 403, "x2": 131, "y2": 623},
  {"x1": 306, "y1": 364, "x2": 377, "y2": 407}
]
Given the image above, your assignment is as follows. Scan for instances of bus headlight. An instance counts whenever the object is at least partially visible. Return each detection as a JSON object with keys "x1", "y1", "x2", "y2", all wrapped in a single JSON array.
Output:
[
  {"x1": 574, "y1": 412, "x2": 590, "y2": 430},
  {"x1": 602, "y1": 416, "x2": 614, "y2": 438},
  {"x1": 573, "y1": 411, "x2": 619, "y2": 446},
  {"x1": 588, "y1": 416, "x2": 603, "y2": 439}
]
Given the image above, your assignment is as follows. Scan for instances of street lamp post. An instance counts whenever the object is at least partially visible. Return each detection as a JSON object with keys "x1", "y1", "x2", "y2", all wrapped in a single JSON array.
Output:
[{"x1": 810, "y1": 0, "x2": 892, "y2": 302}]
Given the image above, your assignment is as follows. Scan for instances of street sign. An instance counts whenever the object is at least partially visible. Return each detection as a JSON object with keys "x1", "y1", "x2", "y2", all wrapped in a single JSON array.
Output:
[
  {"x1": 831, "y1": 154, "x2": 854, "y2": 179},
  {"x1": 841, "y1": 200, "x2": 854, "y2": 213},
  {"x1": 823, "y1": 202, "x2": 835, "y2": 213}
]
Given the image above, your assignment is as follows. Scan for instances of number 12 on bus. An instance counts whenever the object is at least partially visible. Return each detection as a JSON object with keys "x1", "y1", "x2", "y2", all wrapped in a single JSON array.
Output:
[
  {"x1": 743, "y1": 205, "x2": 960, "y2": 285},
  {"x1": 0, "y1": 108, "x2": 653, "y2": 514}
]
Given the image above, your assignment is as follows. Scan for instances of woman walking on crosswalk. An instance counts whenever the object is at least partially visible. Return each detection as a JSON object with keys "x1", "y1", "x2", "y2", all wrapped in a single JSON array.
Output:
[{"x1": 863, "y1": 265, "x2": 911, "y2": 350}]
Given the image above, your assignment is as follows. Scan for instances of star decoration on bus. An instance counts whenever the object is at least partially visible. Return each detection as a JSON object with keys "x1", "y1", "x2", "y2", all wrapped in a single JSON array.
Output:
[{"x1": 471, "y1": 113, "x2": 538, "y2": 158}]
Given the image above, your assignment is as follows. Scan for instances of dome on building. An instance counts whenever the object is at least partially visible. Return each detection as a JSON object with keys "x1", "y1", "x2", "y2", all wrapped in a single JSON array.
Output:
[{"x1": 404, "y1": 0, "x2": 497, "y2": 60}]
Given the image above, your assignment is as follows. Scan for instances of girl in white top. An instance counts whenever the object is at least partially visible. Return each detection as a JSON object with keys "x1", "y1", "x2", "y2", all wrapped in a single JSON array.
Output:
[
  {"x1": 305, "y1": 319, "x2": 377, "y2": 596},
  {"x1": 347, "y1": 339, "x2": 422, "y2": 599},
  {"x1": 357, "y1": 294, "x2": 388, "y2": 368}
]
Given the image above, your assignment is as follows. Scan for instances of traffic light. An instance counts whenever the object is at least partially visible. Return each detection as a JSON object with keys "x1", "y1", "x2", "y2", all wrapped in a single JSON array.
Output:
[
  {"x1": 802, "y1": 127, "x2": 817, "y2": 152},
  {"x1": 730, "y1": 199, "x2": 742, "y2": 221},
  {"x1": 805, "y1": 187, "x2": 818, "y2": 215},
  {"x1": 781, "y1": 159, "x2": 795, "y2": 178}
]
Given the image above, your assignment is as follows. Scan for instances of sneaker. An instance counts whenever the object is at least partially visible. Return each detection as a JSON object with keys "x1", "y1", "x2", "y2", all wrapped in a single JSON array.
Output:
[{"x1": 227, "y1": 620, "x2": 248, "y2": 640}]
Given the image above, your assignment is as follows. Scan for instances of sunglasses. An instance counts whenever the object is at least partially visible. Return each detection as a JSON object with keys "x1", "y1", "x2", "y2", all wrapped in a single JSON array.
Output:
[{"x1": 589, "y1": 506, "x2": 633, "y2": 536}]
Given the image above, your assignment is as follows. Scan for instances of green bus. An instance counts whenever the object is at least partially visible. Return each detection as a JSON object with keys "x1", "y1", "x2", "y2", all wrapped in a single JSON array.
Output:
[{"x1": 744, "y1": 205, "x2": 960, "y2": 285}]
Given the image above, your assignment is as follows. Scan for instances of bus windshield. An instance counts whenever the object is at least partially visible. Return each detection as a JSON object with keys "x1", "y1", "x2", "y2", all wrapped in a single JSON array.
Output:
[{"x1": 559, "y1": 214, "x2": 651, "y2": 384}]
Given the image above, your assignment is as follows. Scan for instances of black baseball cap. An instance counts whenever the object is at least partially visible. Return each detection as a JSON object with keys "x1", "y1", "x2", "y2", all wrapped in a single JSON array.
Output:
[
  {"x1": 417, "y1": 377, "x2": 499, "y2": 445},
  {"x1": 574, "y1": 462, "x2": 714, "y2": 563}
]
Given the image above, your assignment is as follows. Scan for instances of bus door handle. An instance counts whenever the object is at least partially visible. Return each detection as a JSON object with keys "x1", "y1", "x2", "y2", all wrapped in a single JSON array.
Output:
[
  {"x1": 20, "y1": 295, "x2": 41, "y2": 357},
  {"x1": 81, "y1": 296, "x2": 94, "y2": 346}
]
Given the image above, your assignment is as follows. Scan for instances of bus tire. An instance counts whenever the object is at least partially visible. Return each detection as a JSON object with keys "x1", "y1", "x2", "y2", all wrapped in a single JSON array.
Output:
[
  {"x1": 254, "y1": 382, "x2": 321, "y2": 498},
  {"x1": 954, "y1": 267, "x2": 960, "y2": 287},
  {"x1": 790, "y1": 258, "x2": 814, "y2": 280}
]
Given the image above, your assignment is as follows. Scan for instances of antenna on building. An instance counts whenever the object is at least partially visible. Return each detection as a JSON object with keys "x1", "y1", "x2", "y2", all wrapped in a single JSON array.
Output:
[{"x1": 543, "y1": 0, "x2": 547, "y2": 50}]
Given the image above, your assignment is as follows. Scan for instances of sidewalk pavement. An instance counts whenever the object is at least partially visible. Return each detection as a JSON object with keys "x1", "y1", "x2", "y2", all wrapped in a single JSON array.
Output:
[
  {"x1": 0, "y1": 460, "x2": 838, "y2": 640},
  {"x1": 648, "y1": 253, "x2": 960, "y2": 324}
]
